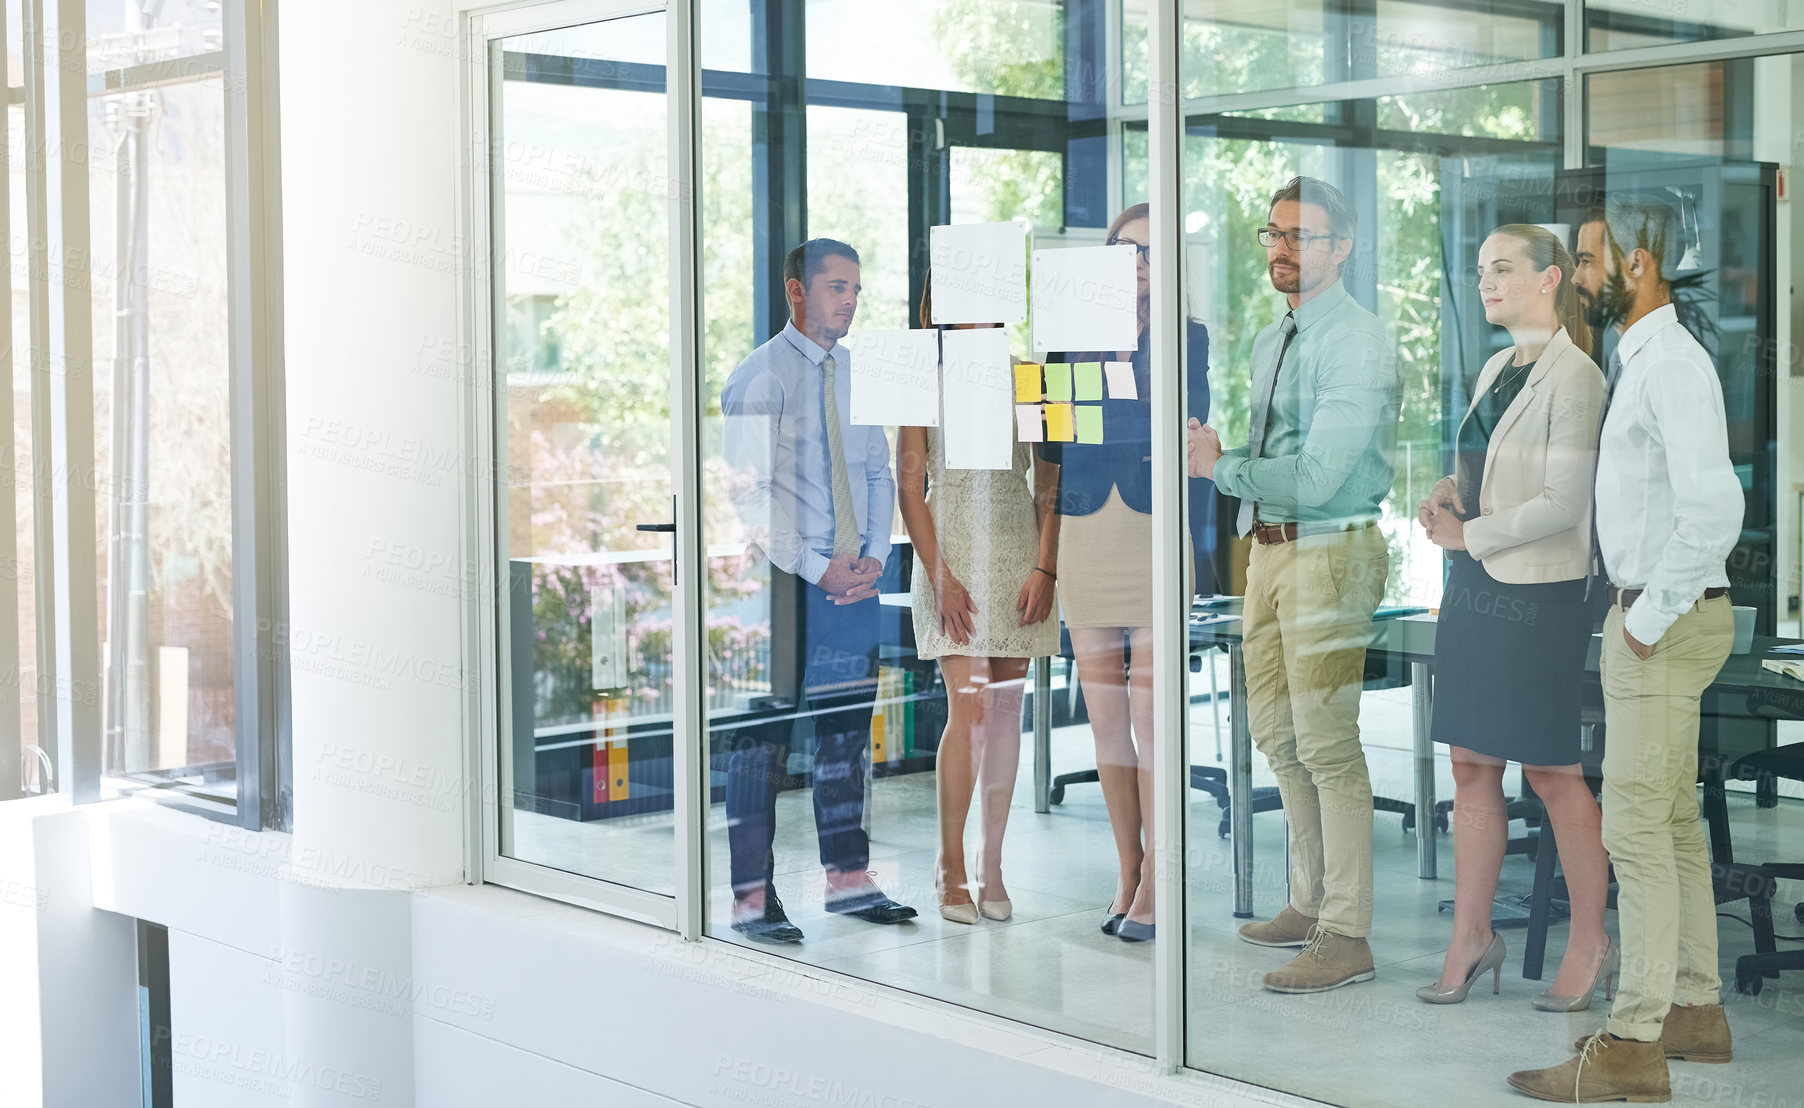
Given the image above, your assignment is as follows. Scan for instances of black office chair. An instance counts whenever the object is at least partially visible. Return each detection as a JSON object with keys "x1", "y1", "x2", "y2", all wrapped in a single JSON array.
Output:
[{"x1": 1715, "y1": 700, "x2": 1804, "y2": 996}]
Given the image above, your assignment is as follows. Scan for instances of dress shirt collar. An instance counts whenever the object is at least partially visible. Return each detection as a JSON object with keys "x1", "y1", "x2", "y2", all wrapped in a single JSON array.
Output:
[
  {"x1": 1290, "y1": 277, "x2": 1349, "y2": 334},
  {"x1": 1614, "y1": 302, "x2": 1677, "y2": 366},
  {"x1": 780, "y1": 320, "x2": 836, "y2": 366}
]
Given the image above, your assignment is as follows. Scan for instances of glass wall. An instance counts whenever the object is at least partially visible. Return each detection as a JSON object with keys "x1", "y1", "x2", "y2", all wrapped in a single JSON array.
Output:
[
  {"x1": 478, "y1": 1, "x2": 1803, "y2": 1103},
  {"x1": 1586, "y1": 0, "x2": 1804, "y2": 53},
  {"x1": 694, "y1": 0, "x2": 1176, "y2": 1052},
  {"x1": 84, "y1": 2, "x2": 241, "y2": 806},
  {"x1": 490, "y1": 11, "x2": 679, "y2": 894}
]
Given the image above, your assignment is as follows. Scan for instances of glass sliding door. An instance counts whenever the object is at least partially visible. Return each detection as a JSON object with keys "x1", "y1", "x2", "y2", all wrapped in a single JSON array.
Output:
[
  {"x1": 488, "y1": 6, "x2": 679, "y2": 900},
  {"x1": 694, "y1": 0, "x2": 1183, "y2": 1054}
]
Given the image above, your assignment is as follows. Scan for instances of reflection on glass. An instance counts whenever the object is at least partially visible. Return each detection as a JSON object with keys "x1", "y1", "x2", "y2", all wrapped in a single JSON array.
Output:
[
  {"x1": 492, "y1": 12, "x2": 676, "y2": 894},
  {"x1": 804, "y1": 0, "x2": 1065, "y2": 99},
  {"x1": 90, "y1": 76, "x2": 235, "y2": 799},
  {"x1": 1586, "y1": 0, "x2": 1804, "y2": 52},
  {"x1": 950, "y1": 147, "x2": 1063, "y2": 229},
  {"x1": 1121, "y1": 0, "x2": 1556, "y2": 103},
  {"x1": 86, "y1": 0, "x2": 222, "y2": 72}
]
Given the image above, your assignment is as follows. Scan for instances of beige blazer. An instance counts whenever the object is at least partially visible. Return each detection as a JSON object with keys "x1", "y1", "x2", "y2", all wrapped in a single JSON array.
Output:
[{"x1": 1451, "y1": 327, "x2": 1604, "y2": 585}]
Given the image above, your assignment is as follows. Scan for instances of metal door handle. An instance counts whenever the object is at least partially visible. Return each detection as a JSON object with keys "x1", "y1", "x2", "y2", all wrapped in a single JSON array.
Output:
[{"x1": 635, "y1": 523, "x2": 676, "y2": 533}]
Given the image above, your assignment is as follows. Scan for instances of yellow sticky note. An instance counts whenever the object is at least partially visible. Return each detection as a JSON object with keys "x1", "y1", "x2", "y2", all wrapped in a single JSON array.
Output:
[
  {"x1": 1045, "y1": 403, "x2": 1075, "y2": 442},
  {"x1": 1043, "y1": 362, "x2": 1072, "y2": 402},
  {"x1": 1075, "y1": 405, "x2": 1104, "y2": 444},
  {"x1": 1014, "y1": 363, "x2": 1042, "y2": 403},
  {"x1": 1074, "y1": 361, "x2": 1103, "y2": 401}
]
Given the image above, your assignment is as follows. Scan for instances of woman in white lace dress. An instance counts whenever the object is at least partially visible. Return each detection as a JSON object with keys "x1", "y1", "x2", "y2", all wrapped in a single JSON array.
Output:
[{"x1": 897, "y1": 282, "x2": 1060, "y2": 925}]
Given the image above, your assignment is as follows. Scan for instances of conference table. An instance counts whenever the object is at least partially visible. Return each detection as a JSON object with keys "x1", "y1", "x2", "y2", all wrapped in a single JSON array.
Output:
[{"x1": 1027, "y1": 603, "x2": 1804, "y2": 920}]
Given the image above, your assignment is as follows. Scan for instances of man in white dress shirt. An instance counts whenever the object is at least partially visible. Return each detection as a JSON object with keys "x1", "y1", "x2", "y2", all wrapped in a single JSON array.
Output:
[
  {"x1": 1510, "y1": 196, "x2": 1742, "y2": 1102},
  {"x1": 718, "y1": 239, "x2": 918, "y2": 943}
]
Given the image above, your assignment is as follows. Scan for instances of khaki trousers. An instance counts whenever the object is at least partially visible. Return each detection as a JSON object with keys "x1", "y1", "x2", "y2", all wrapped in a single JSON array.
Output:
[
  {"x1": 1601, "y1": 595, "x2": 1734, "y2": 1041},
  {"x1": 1243, "y1": 525, "x2": 1388, "y2": 937}
]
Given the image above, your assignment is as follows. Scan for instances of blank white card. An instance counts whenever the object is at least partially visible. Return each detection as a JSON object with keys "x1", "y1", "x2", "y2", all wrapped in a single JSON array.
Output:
[
  {"x1": 941, "y1": 328, "x2": 1014, "y2": 470},
  {"x1": 1030, "y1": 243, "x2": 1138, "y2": 355},
  {"x1": 848, "y1": 329, "x2": 940, "y2": 427},
  {"x1": 929, "y1": 221, "x2": 1029, "y2": 325}
]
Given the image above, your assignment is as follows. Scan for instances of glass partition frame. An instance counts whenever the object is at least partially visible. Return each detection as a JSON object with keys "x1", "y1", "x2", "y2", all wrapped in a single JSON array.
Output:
[{"x1": 461, "y1": 0, "x2": 1804, "y2": 1085}]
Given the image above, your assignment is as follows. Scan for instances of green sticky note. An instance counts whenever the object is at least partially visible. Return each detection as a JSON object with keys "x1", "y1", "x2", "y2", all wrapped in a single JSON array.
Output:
[
  {"x1": 1075, "y1": 405, "x2": 1104, "y2": 444},
  {"x1": 1074, "y1": 361, "x2": 1103, "y2": 401},
  {"x1": 1043, "y1": 362, "x2": 1073, "y2": 402}
]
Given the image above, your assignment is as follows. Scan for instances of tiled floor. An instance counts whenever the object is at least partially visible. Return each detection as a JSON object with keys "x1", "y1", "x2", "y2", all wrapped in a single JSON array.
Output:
[{"x1": 515, "y1": 672, "x2": 1804, "y2": 1106}]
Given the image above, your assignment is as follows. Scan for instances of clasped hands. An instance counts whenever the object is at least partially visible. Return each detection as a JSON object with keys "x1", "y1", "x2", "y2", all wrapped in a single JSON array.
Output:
[
  {"x1": 1418, "y1": 478, "x2": 1653, "y2": 657},
  {"x1": 819, "y1": 555, "x2": 884, "y2": 605},
  {"x1": 1416, "y1": 476, "x2": 1467, "y2": 552},
  {"x1": 1186, "y1": 418, "x2": 1222, "y2": 479}
]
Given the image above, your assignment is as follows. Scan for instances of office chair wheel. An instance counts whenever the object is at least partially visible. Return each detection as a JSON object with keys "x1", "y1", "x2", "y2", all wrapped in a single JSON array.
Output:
[
  {"x1": 1050, "y1": 784, "x2": 1065, "y2": 806},
  {"x1": 1735, "y1": 964, "x2": 1763, "y2": 996},
  {"x1": 1795, "y1": 902, "x2": 1804, "y2": 926},
  {"x1": 1217, "y1": 814, "x2": 1230, "y2": 839},
  {"x1": 1433, "y1": 810, "x2": 1450, "y2": 833}
]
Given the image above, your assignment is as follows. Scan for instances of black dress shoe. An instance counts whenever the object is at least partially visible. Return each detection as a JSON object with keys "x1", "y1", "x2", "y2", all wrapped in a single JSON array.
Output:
[
  {"x1": 1116, "y1": 918, "x2": 1155, "y2": 943},
  {"x1": 825, "y1": 886, "x2": 918, "y2": 925},
  {"x1": 730, "y1": 892, "x2": 804, "y2": 944}
]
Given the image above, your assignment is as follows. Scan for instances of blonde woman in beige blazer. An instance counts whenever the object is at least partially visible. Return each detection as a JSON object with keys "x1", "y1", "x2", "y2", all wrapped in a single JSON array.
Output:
[{"x1": 1413, "y1": 226, "x2": 1615, "y2": 1013}]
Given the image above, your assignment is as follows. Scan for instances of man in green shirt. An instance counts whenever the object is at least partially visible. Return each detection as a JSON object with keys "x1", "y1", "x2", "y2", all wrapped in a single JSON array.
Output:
[{"x1": 1189, "y1": 176, "x2": 1399, "y2": 993}]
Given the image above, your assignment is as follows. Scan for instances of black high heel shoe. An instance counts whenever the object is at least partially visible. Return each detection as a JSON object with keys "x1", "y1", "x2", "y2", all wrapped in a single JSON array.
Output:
[
  {"x1": 1116, "y1": 918, "x2": 1155, "y2": 943},
  {"x1": 1101, "y1": 912, "x2": 1126, "y2": 936}
]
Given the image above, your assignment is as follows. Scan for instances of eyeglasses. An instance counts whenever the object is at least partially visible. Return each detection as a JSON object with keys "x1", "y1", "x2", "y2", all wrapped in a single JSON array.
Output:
[
  {"x1": 1256, "y1": 228, "x2": 1340, "y2": 250},
  {"x1": 1107, "y1": 237, "x2": 1151, "y2": 263}
]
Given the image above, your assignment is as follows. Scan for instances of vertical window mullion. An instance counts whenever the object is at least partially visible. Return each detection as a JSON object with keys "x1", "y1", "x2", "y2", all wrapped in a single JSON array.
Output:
[{"x1": 222, "y1": 0, "x2": 288, "y2": 830}]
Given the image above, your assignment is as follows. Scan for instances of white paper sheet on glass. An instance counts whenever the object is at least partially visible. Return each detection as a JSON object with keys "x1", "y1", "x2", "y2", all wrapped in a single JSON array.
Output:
[
  {"x1": 941, "y1": 328, "x2": 1014, "y2": 470},
  {"x1": 1030, "y1": 243, "x2": 1138, "y2": 354},
  {"x1": 1104, "y1": 360, "x2": 1137, "y2": 399},
  {"x1": 847, "y1": 329, "x2": 941, "y2": 426},
  {"x1": 929, "y1": 221, "x2": 1029, "y2": 325}
]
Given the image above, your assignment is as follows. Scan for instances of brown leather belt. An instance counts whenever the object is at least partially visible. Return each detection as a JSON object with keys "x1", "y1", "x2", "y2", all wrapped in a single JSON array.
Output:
[
  {"x1": 1608, "y1": 585, "x2": 1728, "y2": 611},
  {"x1": 1252, "y1": 519, "x2": 1375, "y2": 546}
]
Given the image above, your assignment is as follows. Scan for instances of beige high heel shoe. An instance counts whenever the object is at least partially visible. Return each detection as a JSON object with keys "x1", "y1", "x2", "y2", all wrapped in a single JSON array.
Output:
[
  {"x1": 1534, "y1": 940, "x2": 1619, "y2": 1012},
  {"x1": 1416, "y1": 932, "x2": 1507, "y2": 1004},
  {"x1": 936, "y1": 860, "x2": 978, "y2": 924},
  {"x1": 976, "y1": 868, "x2": 1011, "y2": 921}
]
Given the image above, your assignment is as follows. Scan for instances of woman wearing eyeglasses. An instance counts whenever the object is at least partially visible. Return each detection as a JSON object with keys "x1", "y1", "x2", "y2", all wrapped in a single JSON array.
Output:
[
  {"x1": 1415, "y1": 224, "x2": 1613, "y2": 1009},
  {"x1": 1038, "y1": 202, "x2": 1216, "y2": 942}
]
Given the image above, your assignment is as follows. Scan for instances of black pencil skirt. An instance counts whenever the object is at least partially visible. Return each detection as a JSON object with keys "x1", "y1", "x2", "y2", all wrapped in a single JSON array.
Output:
[{"x1": 1428, "y1": 552, "x2": 1593, "y2": 767}]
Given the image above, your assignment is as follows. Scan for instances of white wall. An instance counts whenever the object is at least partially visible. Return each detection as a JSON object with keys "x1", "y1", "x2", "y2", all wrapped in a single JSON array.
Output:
[
  {"x1": 28, "y1": 802, "x2": 1272, "y2": 1108},
  {"x1": 0, "y1": 800, "x2": 142, "y2": 1108},
  {"x1": 279, "y1": 0, "x2": 469, "y2": 891}
]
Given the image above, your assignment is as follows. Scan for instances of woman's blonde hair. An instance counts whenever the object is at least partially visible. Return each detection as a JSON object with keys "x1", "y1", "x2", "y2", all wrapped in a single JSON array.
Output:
[{"x1": 1490, "y1": 223, "x2": 1590, "y2": 354}]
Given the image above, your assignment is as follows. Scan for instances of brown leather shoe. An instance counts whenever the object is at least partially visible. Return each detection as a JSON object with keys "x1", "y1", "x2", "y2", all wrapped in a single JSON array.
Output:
[
  {"x1": 1261, "y1": 929, "x2": 1374, "y2": 993},
  {"x1": 1570, "y1": 1005, "x2": 1733, "y2": 1063},
  {"x1": 1509, "y1": 1033, "x2": 1670, "y2": 1103},
  {"x1": 1661, "y1": 1004, "x2": 1731, "y2": 1063},
  {"x1": 1238, "y1": 905, "x2": 1320, "y2": 948}
]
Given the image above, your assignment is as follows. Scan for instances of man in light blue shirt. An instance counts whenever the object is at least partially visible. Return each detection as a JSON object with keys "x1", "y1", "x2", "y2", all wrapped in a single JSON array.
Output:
[
  {"x1": 718, "y1": 238, "x2": 916, "y2": 943},
  {"x1": 1189, "y1": 177, "x2": 1399, "y2": 994}
]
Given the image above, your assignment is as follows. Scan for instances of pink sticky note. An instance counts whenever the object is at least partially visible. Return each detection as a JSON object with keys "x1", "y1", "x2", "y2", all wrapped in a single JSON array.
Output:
[
  {"x1": 1104, "y1": 361, "x2": 1137, "y2": 399},
  {"x1": 1015, "y1": 404, "x2": 1044, "y2": 443}
]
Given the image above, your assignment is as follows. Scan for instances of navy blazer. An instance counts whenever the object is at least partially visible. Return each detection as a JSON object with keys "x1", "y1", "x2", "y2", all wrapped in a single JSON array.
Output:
[{"x1": 1038, "y1": 319, "x2": 1216, "y2": 591}]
